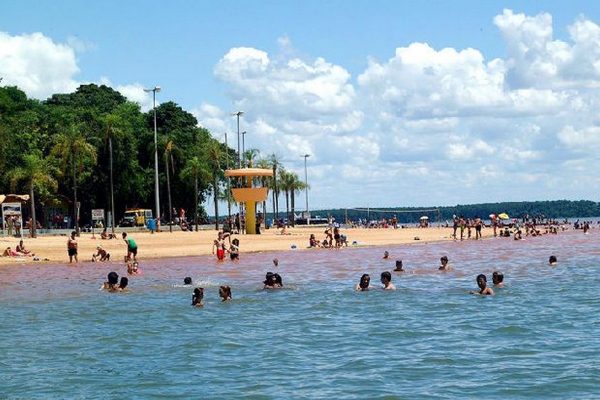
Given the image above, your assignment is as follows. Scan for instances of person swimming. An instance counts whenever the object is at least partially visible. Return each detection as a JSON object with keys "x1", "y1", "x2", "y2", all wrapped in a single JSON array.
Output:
[
  {"x1": 439, "y1": 256, "x2": 451, "y2": 271},
  {"x1": 118, "y1": 277, "x2": 129, "y2": 291},
  {"x1": 394, "y1": 260, "x2": 404, "y2": 272},
  {"x1": 549, "y1": 255, "x2": 557, "y2": 266},
  {"x1": 383, "y1": 251, "x2": 389, "y2": 259},
  {"x1": 380, "y1": 271, "x2": 396, "y2": 290},
  {"x1": 471, "y1": 274, "x2": 494, "y2": 296},
  {"x1": 183, "y1": 277, "x2": 192, "y2": 285},
  {"x1": 263, "y1": 272, "x2": 278, "y2": 289},
  {"x1": 102, "y1": 271, "x2": 119, "y2": 291},
  {"x1": 492, "y1": 271, "x2": 504, "y2": 287},
  {"x1": 272, "y1": 258, "x2": 279, "y2": 267},
  {"x1": 355, "y1": 273, "x2": 371, "y2": 291},
  {"x1": 127, "y1": 261, "x2": 140, "y2": 275},
  {"x1": 192, "y1": 288, "x2": 204, "y2": 307},
  {"x1": 219, "y1": 285, "x2": 232, "y2": 301}
]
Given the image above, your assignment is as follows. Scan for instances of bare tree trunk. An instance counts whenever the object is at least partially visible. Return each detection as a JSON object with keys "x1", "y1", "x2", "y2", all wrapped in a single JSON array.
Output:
[
  {"x1": 30, "y1": 183, "x2": 37, "y2": 238},
  {"x1": 213, "y1": 173, "x2": 219, "y2": 230},
  {"x1": 285, "y1": 190, "x2": 290, "y2": 223},
  {"x1": 291, "y1": 190, "x2": 295, "y2": 227},
  {"x1": 109, "y1": 136, "x2": 116, "y2": 234},
  {"x1": 194, "y1": 175, "x2": 199, "y2": 232},
  {"x1": 165, "y1": 154, "x2": 173, "y2": 233}
]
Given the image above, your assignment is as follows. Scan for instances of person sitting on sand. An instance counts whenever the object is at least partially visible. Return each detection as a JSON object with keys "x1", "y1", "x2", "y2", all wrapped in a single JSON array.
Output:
[
  {"x1": 280, "y1": 225, "x2": 290, "y2": 235},
  {"x1": 15, "y1": 240, "x2": 34, "y2": 256},
  {"x1": 339, "y1": 234, "x2": 348, "y2": 247},
  {"x1": 102, "y1": 272, "x2": 120, "y2": 291},
  {"x1": 492, "y1": 271, "x2": 504, "y2": 287},
  {"x1": 117, "y1": 277, "x2": 129, "y2": 292},
  {"x1": 438, "y1": 256, "x2": 451, "y2": 271},
  {"x1": 219, "y1": 285, "x2": 232, "y2": 301},
  {"x1": 549, "y1": 255, "x2": 557, "y2": 266},
  {"x1": 394, "y1": 260, "x2": 404, "y2": 272},
  {"x1": 183, "y1": 277, "x2": 192, "y2": 285},
  {"x1": 355, "y1": 273, "x2": 372, "y2": 291},
  {"x1": 192, "y1": 288, "x2": 204, "y2": 307},
  {"x1": 383, "y1": 251, "x2": 389, "y2": 259},
  {"x1": 92, "y1": 246, "x2": 110, "y2": 262},
  {"x1": 309, "y1": 234, "x2": 320, "y2": 248},
  {"x1": 471, "y1": 274, "x2": 494, "y2": 296},
  {"x1": 101, "y1": 228, "x2": 116, "y2": 240},
  {"x1": 380, "y1": 271, "x2": 396, "y2": 290}
]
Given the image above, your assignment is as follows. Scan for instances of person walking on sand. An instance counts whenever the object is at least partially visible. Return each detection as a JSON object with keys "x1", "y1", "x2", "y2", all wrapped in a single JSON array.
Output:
[
  {"x1": 122, "y1": 232, "x2": 138, "y2": 261},
  {"x1": 67, "y1": 231, "x2": 78, "y2": 263}
]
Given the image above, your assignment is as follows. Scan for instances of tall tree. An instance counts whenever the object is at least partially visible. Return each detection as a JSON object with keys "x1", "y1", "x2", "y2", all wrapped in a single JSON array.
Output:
[
  {"x1": 204, "y1": 141, "x2": 224, "y2": 230},
  {"x1": 181, "y1": 156, "x2": 210, "y2": 231},
  {"x1": 9, "y1": 151, "x2": 57, "y2": 238},
  {"x1": 269, "y1": 153, "x2": 282, "y2": 220},
  {"x1": 51, "y1": 124, "x2": 97, "y2": 234},
  {"x1": 289, "y1": 172, "x2": 307, "y2": 227}
]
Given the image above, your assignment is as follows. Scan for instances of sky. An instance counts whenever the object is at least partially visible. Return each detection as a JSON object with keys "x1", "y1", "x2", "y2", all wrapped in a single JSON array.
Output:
[{"x1": 1, "y1": 0, "x2": 600, "y2": 210}]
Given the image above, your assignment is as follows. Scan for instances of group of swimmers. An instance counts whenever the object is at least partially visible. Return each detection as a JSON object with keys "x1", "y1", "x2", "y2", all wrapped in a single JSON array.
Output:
[
  {"x1": 101, "y1": 271, "x2": 129, "y2": 292},
  {"x1": 191, "y1": 284, "x2": 232, "y2": 307}
]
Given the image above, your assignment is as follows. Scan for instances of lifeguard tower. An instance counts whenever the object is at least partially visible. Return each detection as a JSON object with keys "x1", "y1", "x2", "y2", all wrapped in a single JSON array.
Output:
[{"x1": 224, "y1": 168, "x2": 273, "y2": 234}]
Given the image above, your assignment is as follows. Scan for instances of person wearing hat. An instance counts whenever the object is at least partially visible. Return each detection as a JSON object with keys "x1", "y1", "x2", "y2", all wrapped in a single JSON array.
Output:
[{"x1": 92, "y1": 246, "x2": 110, "y2": 262}]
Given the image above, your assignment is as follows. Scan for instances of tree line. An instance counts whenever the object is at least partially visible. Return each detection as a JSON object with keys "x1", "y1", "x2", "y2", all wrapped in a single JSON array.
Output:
[{"x1": 0, "y1": 84, "x2": 307, "y2": 236}]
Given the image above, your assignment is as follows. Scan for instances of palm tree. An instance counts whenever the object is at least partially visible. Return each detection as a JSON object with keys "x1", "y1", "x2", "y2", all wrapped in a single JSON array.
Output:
[
  {"x1": 180, "y1": 156, "x2": 210, "y2": 231},
  {"x1": 289, "y1": 172, "x2": 307, "y2": 227},
  {"x1": 269, "y1": 153, "x2": 282, "y2": 220},
  {"x1": 51, "y1": 124, "x2": 97, "y2": 235},
  {"x1": 9, "y1": 151, "x2": 57, "y2": 238},
  {"x1": 204, "y1": 141, "x2": 223, "y2": 230},
  {"x1": 162, "y1": 138, "x2": 177, "y2": 232},
  {"x1": 101, "y1": 113, "x2": 121, "y2": 234},
  {"x1": 243, "y1": 148, "x2": 260, "y2": 169},
  {"x1": 256, "y1": 157, "x2": 272, "y2": 227}
]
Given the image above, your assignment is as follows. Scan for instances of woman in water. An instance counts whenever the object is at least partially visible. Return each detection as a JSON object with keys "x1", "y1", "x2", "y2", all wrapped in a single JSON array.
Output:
[
  {"x1": 355, "y1": 274, "x2": 372, "y2": 291},
  {"x1": 117, "y1": 277, "x2": 129, "y2": 292},
  {"x1": 380, "y1": 271, "x2": 396, "y2": 290},
  {"x1": 229, "y1": 238, "x2": 240, "y2": 261},
  {"x1": 219, "y1": 286, "x2": 232, "y2": 301},
  {"x1": 549, "y1": 255, "x2": 557, "y2": 266},
  {"x1": 471, "y1": 274, "x2": 494, "y2": 296},
  {"x1": 192, "y1": 288, "x2": 204, "y2": 307},
  {"x1": 263, "y1": 272, "x2": 283, "y2": 289}
]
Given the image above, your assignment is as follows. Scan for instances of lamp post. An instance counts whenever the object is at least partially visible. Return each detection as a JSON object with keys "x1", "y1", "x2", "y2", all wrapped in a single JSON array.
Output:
[
  {"x1": 144, "y1": 86, "x2": 161, "y2": 230},
  {"x1": 241, "y1": 131, "x2": 247, "y2": 166},
  {"x1": 302, "y1": 154, "x2": 310, "y2": 225},
  {"x1": 231, "y1": 111, "x2": 244, "y2": 168}
]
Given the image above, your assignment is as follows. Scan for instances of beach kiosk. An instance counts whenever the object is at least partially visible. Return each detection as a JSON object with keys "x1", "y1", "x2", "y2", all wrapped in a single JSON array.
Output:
[{"x1": 224, "y1": 168, "x2": 273, "y2": 234}]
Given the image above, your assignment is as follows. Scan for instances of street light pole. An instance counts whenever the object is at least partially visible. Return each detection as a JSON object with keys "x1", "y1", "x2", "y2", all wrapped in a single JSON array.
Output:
[
  {"x1": 241, "y1": 131, "x2": 247, "y2": 167},
  {"x1": 144, "y1": 86, "x2": 161, "y2": 230},
  {"x1": 231, "y1": 111, "x2": 244, "y2": 168},
  {"x1": 302, "y1": 154, "x2": 310, "y2": 225}
]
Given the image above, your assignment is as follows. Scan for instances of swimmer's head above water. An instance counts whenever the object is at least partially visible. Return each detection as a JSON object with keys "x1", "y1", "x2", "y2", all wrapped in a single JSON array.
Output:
[
  {"x1": 184, "y1": 277, "x2": 192, "y2": 285},
  {"x1": 383, "y1": 251, "x2": 389, "y2": 259},
  {"x1": 476, "y1": 274, "x2": 487, "y2": 290},
  {"x1": 192, "y1": 287, "x2": 204, "y2": 306},
  {"x1": 549, "y1": 255, "x2": 557, "y2": 265},
  {"x1": 219, "y1": 285, "x2": 232, "y2": 301},
  {"x1": 492, "y1": 271, "x2": 504, "y2": 285},
  {"x1": 358, "y1": 274, "x2": 370, "y2": 291},
  {"x1": 394, "y1": 260, "x2": 404, "y2": 271},
  {"x1": 380, "y1": 271, "x2": 392, "y2": 285}
]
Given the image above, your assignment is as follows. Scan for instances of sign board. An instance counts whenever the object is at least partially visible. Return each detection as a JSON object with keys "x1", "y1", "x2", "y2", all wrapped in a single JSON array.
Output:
[
  {"x1": 92, "y1": 209, "x2": 105, "y2": 221},
  {"x1": 2, "y1": 202, "x2": 23, "y2": 238}
]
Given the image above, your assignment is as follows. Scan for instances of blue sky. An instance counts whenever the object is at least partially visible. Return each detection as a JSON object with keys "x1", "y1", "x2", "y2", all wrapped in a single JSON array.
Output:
[{"x1": 2, "y1": 1, "x2": 600, "y2": 208}]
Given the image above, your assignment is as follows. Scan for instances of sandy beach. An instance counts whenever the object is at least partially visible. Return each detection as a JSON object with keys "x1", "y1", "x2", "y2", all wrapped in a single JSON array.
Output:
[{"x1": 0, "y1": 226, "x2": 495, "y2": 265}]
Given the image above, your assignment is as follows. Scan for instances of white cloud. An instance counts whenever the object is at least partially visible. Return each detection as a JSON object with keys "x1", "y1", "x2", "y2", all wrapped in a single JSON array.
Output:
[{"x1": 0, "y1": 31, "x2": 79, "y2": 99}]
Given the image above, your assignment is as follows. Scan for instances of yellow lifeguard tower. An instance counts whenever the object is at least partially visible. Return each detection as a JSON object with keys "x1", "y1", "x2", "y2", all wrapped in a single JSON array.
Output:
[{"x1": 224, "y1": 168, "x2": 273, "y2": 234}]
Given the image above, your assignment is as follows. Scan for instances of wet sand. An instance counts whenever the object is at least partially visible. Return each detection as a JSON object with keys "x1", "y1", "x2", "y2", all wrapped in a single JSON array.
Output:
[{"x1": 0, "y1": 226, "x2": 493, "y2": 265}]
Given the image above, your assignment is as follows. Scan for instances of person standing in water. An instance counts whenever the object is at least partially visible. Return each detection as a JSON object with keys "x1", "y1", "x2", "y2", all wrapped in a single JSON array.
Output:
[
  {"x1": 67, "y1": 231, "x2": 78, "y2": 263},
  {"x1": 192, "y1": 288, "x2": 204, "y2": 307},
  {"x1": 380, "y1": 271, "x2": 396, "y2": 290},
  {"x1": 438, "y1": 256, "x2": 451, "y2": 271},
  {"x1": 492, "y1": 271, "x2": 504, "y2": 288},
  {"x1": 355, "y1": 274, "x2": 372, "y2": 291},
  {"x1": 219, "y1": 286, "x2": 232, "y2": 301},
  {"x1": 471, "y1": 274, "x2": 494, "y2": 296},
  {"x1": 122, "y1": 232, "x2": 138, "y2": 261}
]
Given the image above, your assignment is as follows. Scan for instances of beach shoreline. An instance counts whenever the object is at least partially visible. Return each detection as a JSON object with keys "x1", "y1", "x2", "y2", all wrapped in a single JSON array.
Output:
[{"x1": 0, "y1": 226, "x2": 494, "y2": 266}]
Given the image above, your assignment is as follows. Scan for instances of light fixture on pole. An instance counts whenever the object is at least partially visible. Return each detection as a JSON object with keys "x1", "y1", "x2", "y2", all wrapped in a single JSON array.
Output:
[
  {"x1": 241, "y1": 131, "x2": 247, "y2": 166},
  {"x1": 231, "y1": 111, "x2": 244, "y2": 168},
  {"x1": 301, "y1": 154, "x2": 310, "y2": 225},
  {"x1": 143, "y1": 86, "x2": 161, "y2": 229}
]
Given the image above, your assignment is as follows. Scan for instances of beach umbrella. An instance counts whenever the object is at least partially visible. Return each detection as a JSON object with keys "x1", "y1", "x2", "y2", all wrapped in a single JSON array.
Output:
[
  {"x1": 420, "y1": 216, "x2": 429, "y2": 220},
  {"x1": 498, "y1": 213, "x2": 509, "y2": 220}
]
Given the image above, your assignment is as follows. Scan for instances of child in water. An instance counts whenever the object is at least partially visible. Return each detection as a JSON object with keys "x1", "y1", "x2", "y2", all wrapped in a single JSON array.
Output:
[
  {"x1": 380, "y1": 271, "x2": 396, "y2": 290},
  {"x1": 192, "y1": 288, "x2": 204, "y2": 307},
  {"x1": 127, "y1": 261, "x2": 140, "y2": 275},
  {"x1": 219, "y1": 285, "x2": 232, "y2": 301},
  {"x1": 229, "y1": 239, "x2": 240, "y2": 261},
  {"x1": 383, "y1": 251, "x2": 389, "y2": 259},
  {"x1": 492, "y1": 271, "x2": 504, "y2": 288},
  {"x1": 438, "y1": 256, "x2": 451, "y2": 271},
  {"x1": 101, "y1": 271, "x2": 119, "y2": 292},
  {"x1": 471, "y1": 274, "x2": 494, "y2": 296},
  {"x1": 117, "y1": 277, "x2": 129, "y2": 292},
  {"x1": 355, "y1": 274, "x2": 372, "y2": 291},
  {"x1": 549, "y1": 255, "x2": 557, "y2": 266},
  {"x1": 394, "y1": 260, "x2": 404, "y2": 272}
]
